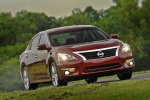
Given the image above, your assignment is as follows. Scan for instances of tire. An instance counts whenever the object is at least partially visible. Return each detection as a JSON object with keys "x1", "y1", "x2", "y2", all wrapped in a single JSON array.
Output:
[
  {"x1": 85, "y1": 77, "x2": 98, "y2": 84},
  {"x1": 50, "y1": 63, "x2": 68, "y2": 87},
  {"x1": 22, "y1": 67, "x2": 38, "y2": 90},
  {"x1": 117, "y1": 70, "x2": 132, "y2": 80}
]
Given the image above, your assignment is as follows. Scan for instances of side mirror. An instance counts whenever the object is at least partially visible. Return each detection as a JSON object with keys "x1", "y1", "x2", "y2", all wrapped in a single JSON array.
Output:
[
  {"x1": 37, "y1": 44, "x2": 47, "y2": 50},
  {"x1": 111, "y1": 34, "x2": 119, "y2": 39}
]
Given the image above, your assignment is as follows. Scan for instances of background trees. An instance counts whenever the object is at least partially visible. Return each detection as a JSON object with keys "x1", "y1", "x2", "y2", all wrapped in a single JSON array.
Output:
[{"x1": 0, "y1": 0, "x2": 149, "y2": 91}]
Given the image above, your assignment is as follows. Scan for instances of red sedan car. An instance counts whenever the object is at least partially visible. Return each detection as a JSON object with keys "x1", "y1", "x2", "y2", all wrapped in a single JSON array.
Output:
[{"x1": 20, "y1": 25, "x2": 135, "y2": 90}]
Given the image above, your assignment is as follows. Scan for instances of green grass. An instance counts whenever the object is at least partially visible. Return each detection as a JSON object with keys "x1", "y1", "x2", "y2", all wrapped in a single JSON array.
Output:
[{"x1": 0, "y1": 78, "x2": 150, "y2": 100}]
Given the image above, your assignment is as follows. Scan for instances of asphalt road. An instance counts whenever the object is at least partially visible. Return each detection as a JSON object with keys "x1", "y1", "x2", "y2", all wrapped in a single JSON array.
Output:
[
  {"x1": 69, "y1": 72, "x2": 150, "y2": 86},
  {"x1": 99, "y1": 72, "x2": 150, "y2": 83}
]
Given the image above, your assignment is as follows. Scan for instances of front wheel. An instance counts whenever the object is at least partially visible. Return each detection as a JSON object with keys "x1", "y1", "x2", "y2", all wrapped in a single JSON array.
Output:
[
  {"x1": 22, "y1": 67, "x2": 38, "y2": 90},
  {"x1": 117, "y1": 70, "x2": 132, "y2": 80},
  {"x1": 51, "y1": 63, "x2": 68, "y2": 87},
  {"x1": 85, "y1": 77, "x2": 98, "y2": 84}
]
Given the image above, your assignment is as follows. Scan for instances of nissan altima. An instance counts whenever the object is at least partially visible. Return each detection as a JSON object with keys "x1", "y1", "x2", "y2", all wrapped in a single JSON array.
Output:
[{"x1": 20, "y1": 25, "x2": 135, "y2": 90}]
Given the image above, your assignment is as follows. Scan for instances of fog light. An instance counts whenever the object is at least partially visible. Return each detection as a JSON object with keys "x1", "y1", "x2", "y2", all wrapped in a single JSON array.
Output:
[
  {"x1": 62, "y1": 68, "x2": 76, "y2": 75},
  {"x1": 65, "y1": 71, "x2": 70, "y2": 75},
  {"x1": 126, "y1": 59, "x2": 134, "y2": 66},
  {"x1": 68, "y1": 68, "x2": 75, "y2": 73},
  {"x1": 129, "y1": 61, "x2": 134, "y2": 66},
  {"x1": 126, "y1": 60, "x2": 130, "y2": 63}
]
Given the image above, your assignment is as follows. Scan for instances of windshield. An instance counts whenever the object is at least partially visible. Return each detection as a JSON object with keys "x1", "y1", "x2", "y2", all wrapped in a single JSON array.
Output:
[{"x1": 49, "y1": 28, "x2": 110, "y2": 47}]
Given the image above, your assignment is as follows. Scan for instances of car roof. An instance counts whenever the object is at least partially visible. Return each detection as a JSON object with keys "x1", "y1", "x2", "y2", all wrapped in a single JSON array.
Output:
[{"x1": 44, "y1": 25, "x2": 96, "y2": 34}]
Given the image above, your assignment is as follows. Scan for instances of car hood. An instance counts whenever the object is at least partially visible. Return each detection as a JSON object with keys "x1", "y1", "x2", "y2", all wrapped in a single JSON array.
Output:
[{"x1": 55, "y1": 39, "x2": 122, "y2": 53}]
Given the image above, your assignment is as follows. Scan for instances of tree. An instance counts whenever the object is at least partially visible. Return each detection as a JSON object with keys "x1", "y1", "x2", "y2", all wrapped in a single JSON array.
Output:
[
  {"x1": 96, "y1": 0, "x2": 149, "y2": 70},
  {"x1": 61, "y1": 8, "x2": 92, "y2": 26}
]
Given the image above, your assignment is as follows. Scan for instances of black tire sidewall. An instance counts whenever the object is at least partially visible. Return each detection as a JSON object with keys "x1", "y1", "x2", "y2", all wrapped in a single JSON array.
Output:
[
  {"x1": 85, "y1": 77, "x2": 98, "y2": 83},
  {"x1": 117, "y1": 70, "x2": 132, "y2": 80}
]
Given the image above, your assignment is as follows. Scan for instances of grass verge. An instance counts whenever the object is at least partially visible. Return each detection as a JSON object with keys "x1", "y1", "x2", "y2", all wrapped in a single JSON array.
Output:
[{"x1": 0, "y1": 78, "x2": 150, "y2": 100}]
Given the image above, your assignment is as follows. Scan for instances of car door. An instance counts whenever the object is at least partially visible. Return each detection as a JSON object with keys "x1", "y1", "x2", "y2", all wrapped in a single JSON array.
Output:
[
  {"x1": 27, "y1": 34, "x2": 40, "y2": 83},
  {"x1": 35, "y1": 33, "x2": 50, "y2": 82}
]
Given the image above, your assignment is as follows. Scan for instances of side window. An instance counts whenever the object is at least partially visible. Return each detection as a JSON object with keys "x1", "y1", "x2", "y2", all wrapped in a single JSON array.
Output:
[
  {"x1": 30, "y1": 35, "x2": 40, "y2": 50},
  {"x1": 39, "y1": 34, "x2": 47, "y2": 46}
]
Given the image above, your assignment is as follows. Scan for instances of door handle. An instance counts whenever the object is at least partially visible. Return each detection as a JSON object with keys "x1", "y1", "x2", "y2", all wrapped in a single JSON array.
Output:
[
  {"x1": 34, "y1": 54, "x2": 37, "y2": 58},
  {"x1": 35, "y1": 55, "x2": 38, "y2": 58},
  {"x1": 25, "y1": 54, "x2": 28, "y2": 58}
]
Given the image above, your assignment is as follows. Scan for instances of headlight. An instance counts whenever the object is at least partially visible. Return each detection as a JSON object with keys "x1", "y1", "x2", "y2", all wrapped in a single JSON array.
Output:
[
  {"x1": 58, "y1": 53, "x2": 77, "y2": 61},
  {"x1": 122, "y1": 43, "x2": 131, "y2": 53}
]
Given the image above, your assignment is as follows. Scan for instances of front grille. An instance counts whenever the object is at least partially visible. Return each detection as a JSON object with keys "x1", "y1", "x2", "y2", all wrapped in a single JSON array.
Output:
[
  {"x1": 77, "y1": 47, "x2": 118, "y2": 60},
  {"x1": 84, "y1": 63, "x2": 121, "y2": 73}
]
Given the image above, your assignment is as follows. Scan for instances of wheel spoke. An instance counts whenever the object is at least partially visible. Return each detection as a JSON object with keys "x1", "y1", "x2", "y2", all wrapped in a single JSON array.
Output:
[
  {"x1": 51, "y1": 64, "x2": 59, "y2": 86},
  {"x1": 23, "y1": 68, "x2": 30, "y2": 90}
]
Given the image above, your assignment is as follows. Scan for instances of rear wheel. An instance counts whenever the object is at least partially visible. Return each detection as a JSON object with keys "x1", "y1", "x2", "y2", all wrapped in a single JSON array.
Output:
[
  {"x1": 22, "y1": 67, "x2": 38, "y2": 90},
  {"x1": 51, "y1": 63, "x2": 68, "y2": 87},
  {"x1": 85, "y1": 77, "x2": 98, "y2": 84},
  {"x1": 117, "y1": 70, "x2": 132, "y2": 80}
]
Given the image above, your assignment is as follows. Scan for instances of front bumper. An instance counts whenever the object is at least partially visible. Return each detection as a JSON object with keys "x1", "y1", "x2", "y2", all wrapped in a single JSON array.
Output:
[{"x1": 57, "y1": 56, "x2": 135, "y2": 81}]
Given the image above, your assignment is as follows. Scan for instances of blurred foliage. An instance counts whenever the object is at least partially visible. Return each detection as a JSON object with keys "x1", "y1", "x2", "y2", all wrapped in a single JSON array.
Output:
[
  {"x1": 0, "y1": 0, "x2": 150, "y2": 91},
  {"x1": 0, "y1": 43, "x2": 28, "y2": 91},
  {"x1": 0, "y1": 58, "x2": 24, "y2": 91}
]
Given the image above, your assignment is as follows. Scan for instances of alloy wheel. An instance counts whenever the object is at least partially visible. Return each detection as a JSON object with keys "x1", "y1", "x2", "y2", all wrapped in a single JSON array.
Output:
[
  {"x1": 23, "y1": 68, "x2": 30, "y2": 90},
  {"x1": 51, "y1": 63, "x2": 59, "y2": 87}
]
